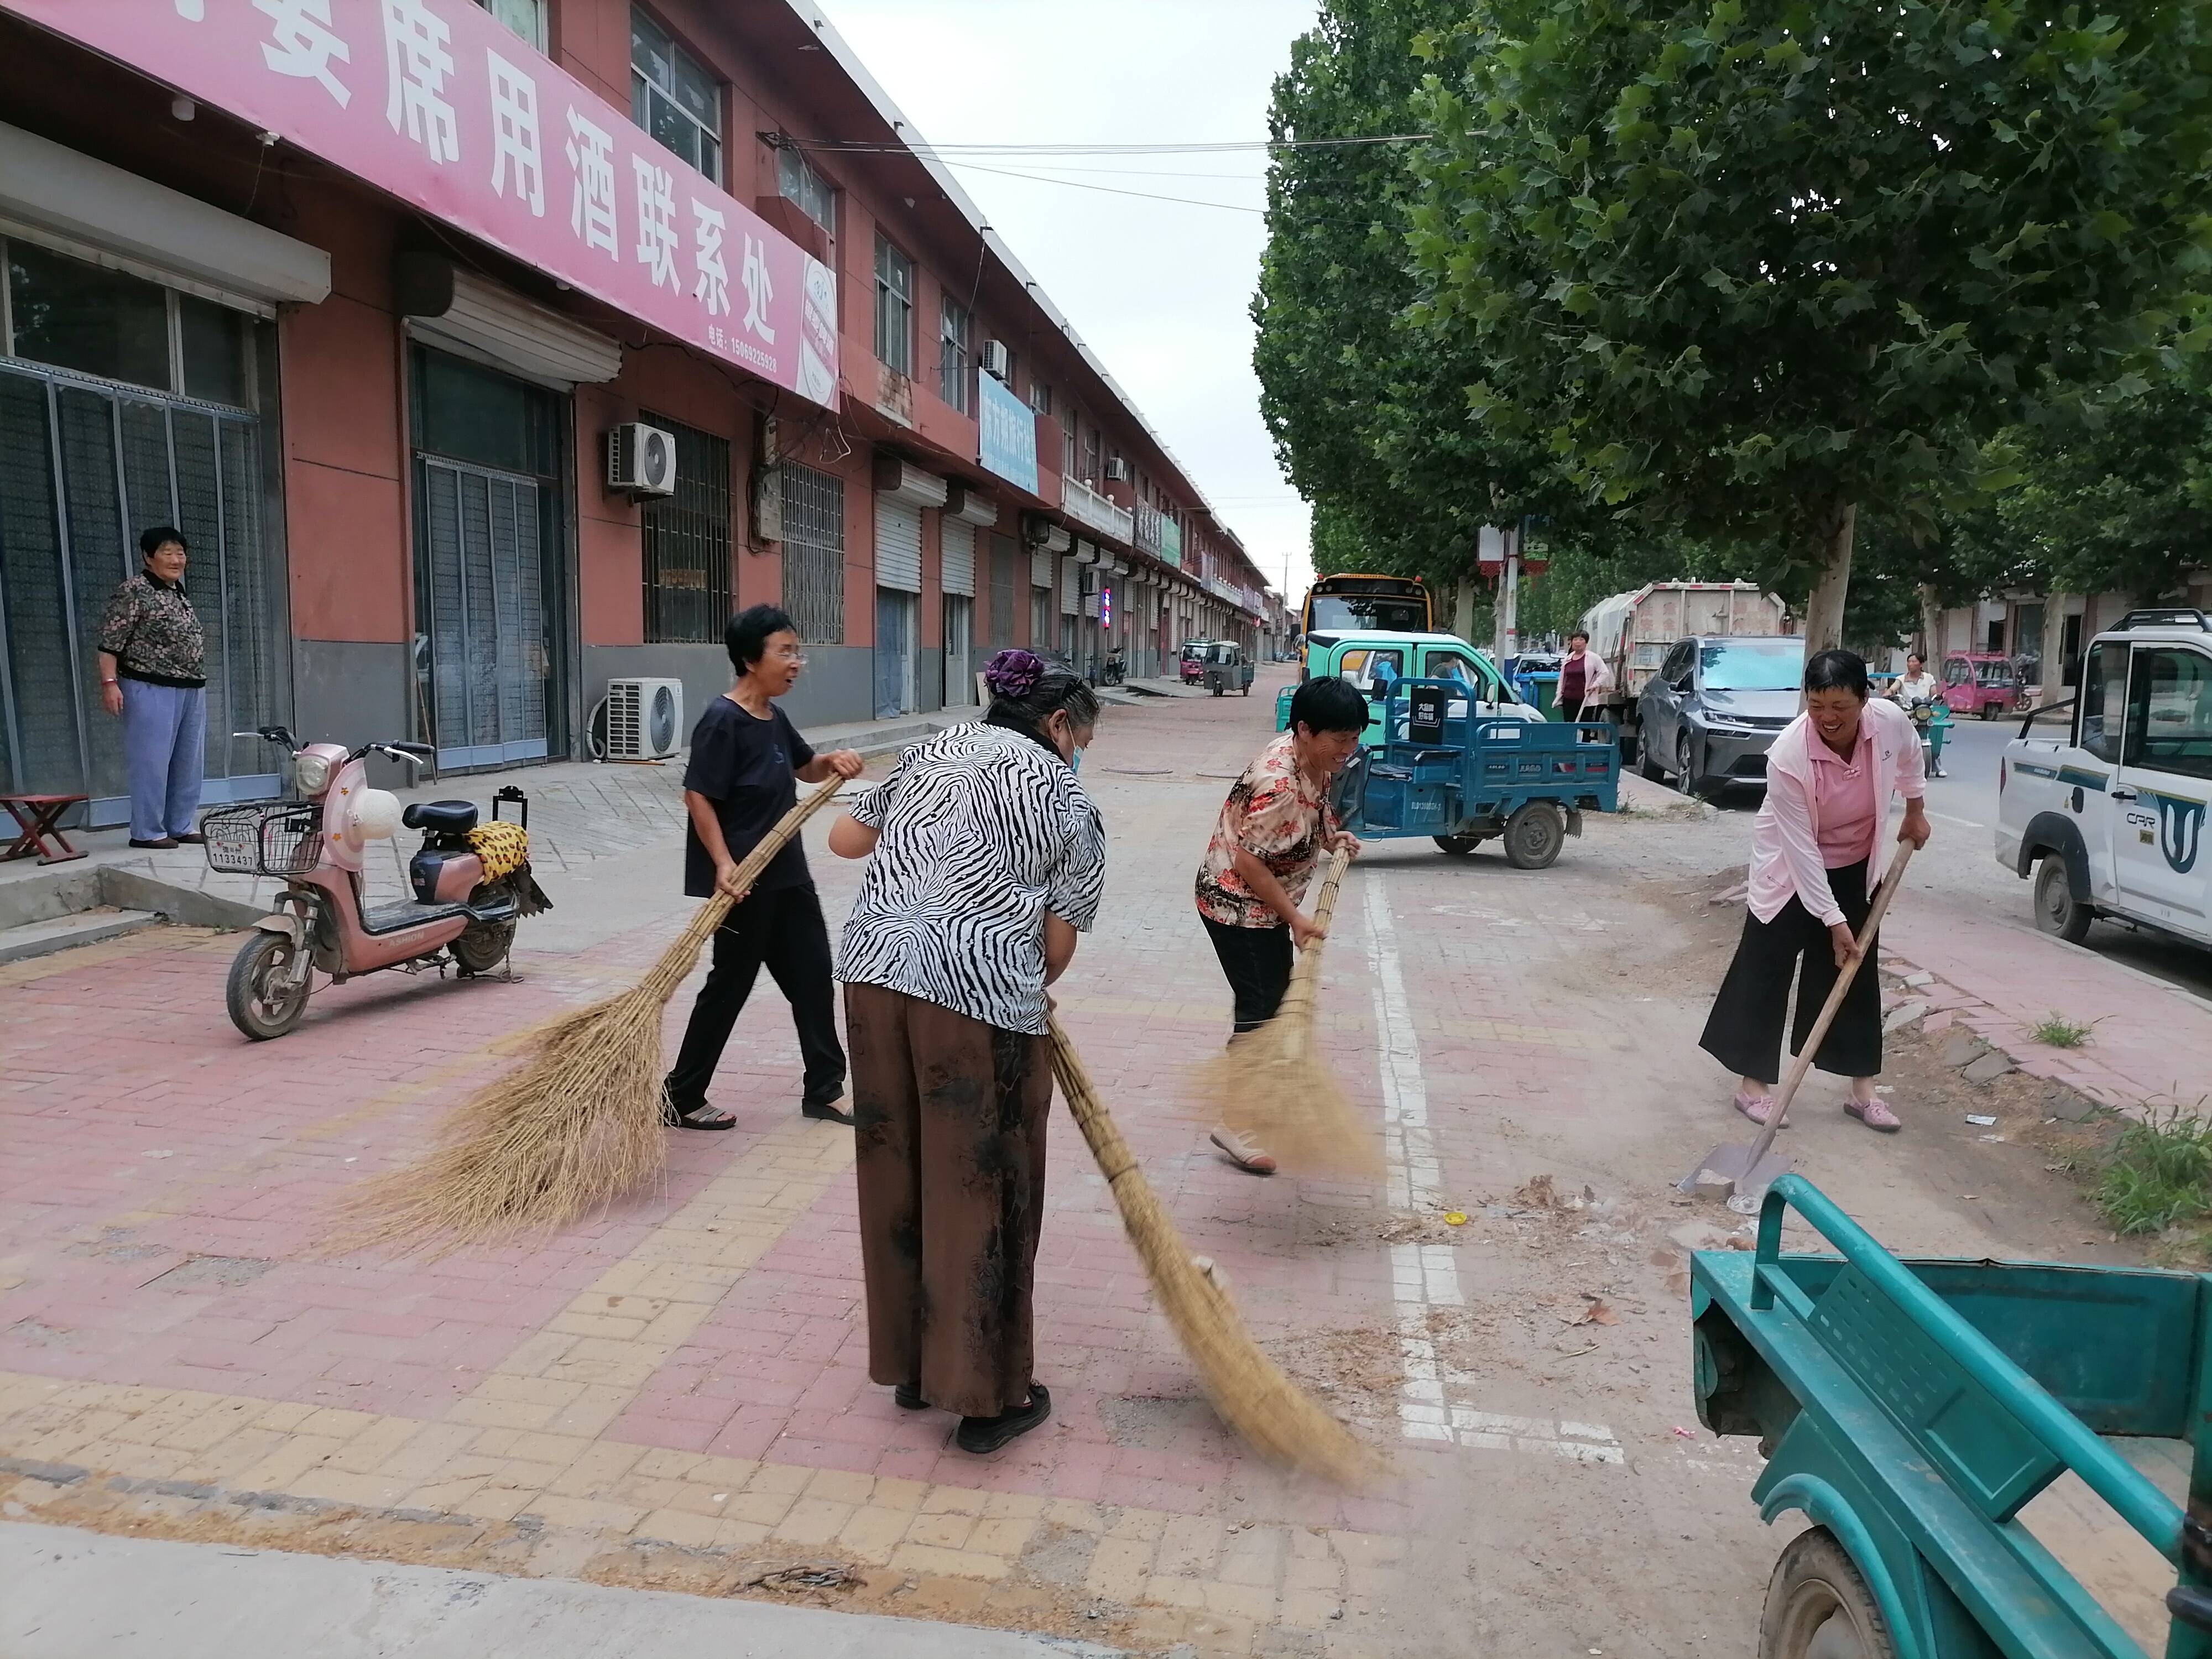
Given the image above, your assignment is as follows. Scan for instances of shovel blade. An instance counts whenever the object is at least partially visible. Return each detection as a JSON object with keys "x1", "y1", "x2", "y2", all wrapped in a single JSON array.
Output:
[
  {"x1": 1723, "y1": 1151, "x2": 1794, "y2": 1214},
  {"x1": 1677, "y1": 1141, "x2": 1755, "y2": 1195}
]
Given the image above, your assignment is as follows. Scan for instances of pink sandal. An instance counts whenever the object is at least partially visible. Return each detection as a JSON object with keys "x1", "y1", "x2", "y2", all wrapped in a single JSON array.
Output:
[
  {"x1": 1733, "y1": 1092, "x2": 1785, "y2": 1128},
  {"x1": 1846, "y1": 1097, "x2": 1902, "y2": 1133}
]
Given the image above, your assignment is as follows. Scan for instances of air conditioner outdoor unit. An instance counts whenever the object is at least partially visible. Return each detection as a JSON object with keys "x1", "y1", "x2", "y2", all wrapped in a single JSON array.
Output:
[
  {"x1": 980, "y1": 340, "x2": 1011, "y2": 380},
  {"x1": 1104, "y1": 456, "x2": 1130, "y2": 483},
  {"x1": 604, "y1": 677, "x2": 685, "y2": 760},
  {"x1": 607, "y1": 422, "x2": 677, "y2": 497}
]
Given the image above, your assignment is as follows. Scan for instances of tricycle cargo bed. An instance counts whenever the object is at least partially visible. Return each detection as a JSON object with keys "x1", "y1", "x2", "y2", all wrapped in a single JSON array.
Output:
[{"x1": 1691, "y1": 1176, "x2": 2201, "y2": 1659}]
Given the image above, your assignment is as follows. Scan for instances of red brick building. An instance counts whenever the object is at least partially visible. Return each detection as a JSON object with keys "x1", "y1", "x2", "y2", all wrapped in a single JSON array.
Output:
[{"x1": 0, "y1": 0, "x2": 1271, "y2": 821}]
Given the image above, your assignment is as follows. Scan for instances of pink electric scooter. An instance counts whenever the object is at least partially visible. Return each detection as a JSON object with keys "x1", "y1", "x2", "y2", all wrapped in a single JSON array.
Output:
[{"x1": 204, "y1": 726, "x2": 550, "y2": 1039}]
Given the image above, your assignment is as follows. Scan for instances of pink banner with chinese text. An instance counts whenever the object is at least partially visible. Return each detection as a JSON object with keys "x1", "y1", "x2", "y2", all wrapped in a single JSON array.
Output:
[{"x1": 3, "y1": 0, "x2": 838, "y2": 409}]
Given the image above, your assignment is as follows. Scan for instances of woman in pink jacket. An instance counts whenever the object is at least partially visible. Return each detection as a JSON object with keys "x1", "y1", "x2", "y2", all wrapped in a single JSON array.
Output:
[{"x1": 1700, "y1": 649, "x2": 1932, "y2": 1133}]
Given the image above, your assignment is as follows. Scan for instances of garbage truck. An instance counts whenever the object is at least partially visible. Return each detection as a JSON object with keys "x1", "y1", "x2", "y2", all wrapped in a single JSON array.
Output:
[{"x1": 1579, "y1": 582, "x2": 1792, "y2": 755}]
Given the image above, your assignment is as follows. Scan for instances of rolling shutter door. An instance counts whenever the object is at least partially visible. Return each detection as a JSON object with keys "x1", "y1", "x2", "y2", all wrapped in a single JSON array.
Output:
[
  {"x1": 1031, "y1": 546, "x2": 1055, "y2": 588},
  {"x1": 940, "y1": 516, "x2": 976, "y2": 597},
  {"x1": 1061, "y1": 554, "x2": 1080, "y2": 617},
  {"x1": 875, "y1": 495, "x2": 922, "y2": 593}
]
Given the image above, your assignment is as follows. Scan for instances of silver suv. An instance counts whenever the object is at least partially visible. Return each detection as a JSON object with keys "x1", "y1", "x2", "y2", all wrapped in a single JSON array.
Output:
[{"x1": 1636, "y1": 635, "x2": 1804, "y2": 798}]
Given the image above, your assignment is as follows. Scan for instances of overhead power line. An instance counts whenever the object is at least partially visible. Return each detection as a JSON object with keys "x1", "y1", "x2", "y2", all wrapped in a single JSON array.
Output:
[{"x1": 784, "y1": 133, "x2": 1431, "y2": 158}]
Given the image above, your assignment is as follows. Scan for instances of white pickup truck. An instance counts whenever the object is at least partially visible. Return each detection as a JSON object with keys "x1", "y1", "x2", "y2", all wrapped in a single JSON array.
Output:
[{"x1": 1997, "y1": 610, "x2": 2212, "y2": 947}]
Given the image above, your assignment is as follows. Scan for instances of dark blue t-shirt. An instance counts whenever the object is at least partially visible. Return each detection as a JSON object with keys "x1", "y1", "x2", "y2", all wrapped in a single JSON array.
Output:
[{"x1": 682, "y1": 696, "x2": 815, "y2": 898}]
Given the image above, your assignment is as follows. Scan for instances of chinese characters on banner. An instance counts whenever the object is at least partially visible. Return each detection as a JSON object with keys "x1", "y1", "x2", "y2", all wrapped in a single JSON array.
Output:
[{"x1": 7, "y1": 0, "x2": 838, "y2": 409}]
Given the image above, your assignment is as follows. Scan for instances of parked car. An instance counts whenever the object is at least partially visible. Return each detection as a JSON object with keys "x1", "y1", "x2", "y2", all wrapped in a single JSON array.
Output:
[
  {"x1": 1997, "y1": 608, "x2": 2212, "y2": 947},
  {"x1": 1636, "y1": 634, "x2": 1806, "y2": 797},
  {"x1": 1943, "y1": 651, "x2": 2028, "y2": 719}
]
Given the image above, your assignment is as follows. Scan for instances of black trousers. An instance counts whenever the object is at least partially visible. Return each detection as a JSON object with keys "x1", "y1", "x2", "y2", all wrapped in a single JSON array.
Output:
[
  {"x1": 1202, "y1": 915, "x2": 1294, "y2": 1036},
  {"x1": 1699, "y1": 858, "x2": 1881, "y2": 1083},
  {"x1": 666, "y1": 883, "x2": 845, "y2": 1110}
]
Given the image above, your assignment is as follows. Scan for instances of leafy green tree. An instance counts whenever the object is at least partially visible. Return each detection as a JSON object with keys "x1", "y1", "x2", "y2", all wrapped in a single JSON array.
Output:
[
  {"x1": 1406, "y1": 0, "x2": 2212, "y2": 651},
  {"x1": 1256, "y1": 0, "x2": 1578, "y2": 596}
]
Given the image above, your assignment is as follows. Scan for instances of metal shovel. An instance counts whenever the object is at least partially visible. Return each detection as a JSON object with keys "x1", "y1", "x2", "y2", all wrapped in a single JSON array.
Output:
[{"x1": 1679, "y1": 842, "x2": 1917, "y2": 1212}]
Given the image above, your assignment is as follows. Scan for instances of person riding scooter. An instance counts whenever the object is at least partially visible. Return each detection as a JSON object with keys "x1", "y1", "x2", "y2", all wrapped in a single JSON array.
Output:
[{"x1": 1889, "y1": 652, "x2": 1948, "y2": 777}]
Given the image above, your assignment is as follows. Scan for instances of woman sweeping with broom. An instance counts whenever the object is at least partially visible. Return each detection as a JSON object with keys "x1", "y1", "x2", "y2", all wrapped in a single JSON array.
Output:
[
  {"x1": 1701, "y1": 649, "x2": 1931, "y2": 1133},
  {"x1": 1194, "y1": 675, "x2": 1366, "y2": 1175},
  {"x1": 827, "y1": 650, "x2": 1104, "y2": 1454}
]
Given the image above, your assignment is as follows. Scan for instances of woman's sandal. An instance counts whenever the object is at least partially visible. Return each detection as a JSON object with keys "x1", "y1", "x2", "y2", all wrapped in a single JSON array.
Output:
[
  {"x1": 1846, "y1": 1097, "x2": 1902, "y2": 1133},
  {"x1": 1209, "y1": 1128, "x2": 1276, "y2": 1176},
  {"x1": 1732, "y1": 1091, "x2": 1786, "y2": 1128},
  {"x1": 662, "y1": 1098, "x2": 737, "y2": 1131}
]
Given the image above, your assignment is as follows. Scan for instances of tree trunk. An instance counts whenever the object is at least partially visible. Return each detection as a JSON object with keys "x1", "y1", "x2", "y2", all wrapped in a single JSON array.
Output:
[
  {"x1": 1800, "y1": 502, "x2": 1858, "y2": 655},
  {"x1": 2041, "y1": 594, "x2": 2070, "y2": 706},
  {"x1": 1916, "y1": 583, "x2": 1942, "y2": 662},
  {"x1": 1453, "y1": 577, "x2": 1477, "y2": 643}
]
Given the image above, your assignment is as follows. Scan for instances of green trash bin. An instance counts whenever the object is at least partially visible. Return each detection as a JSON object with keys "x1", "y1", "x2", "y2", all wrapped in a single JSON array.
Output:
[{"x1": 1515, "y1": 671, "x2": 1561, "y2": 718}]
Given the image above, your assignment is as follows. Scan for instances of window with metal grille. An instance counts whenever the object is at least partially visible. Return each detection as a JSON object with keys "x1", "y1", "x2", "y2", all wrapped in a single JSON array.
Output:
[
  {"x1": 638, "y1": 413, "x2": 730, "y2": 644},
  {"x1": 780, "y1": 462, "x2": 845, "y2": 644},
  {"x1": 938, "y1": 292, "x2": 971, "y2": 413},
  {"x1": 630, "y1": 8, "x2": 722, "y2": 183},
  {"x1": 874, "y1": 236, "x2": 913, "y2": 376}
]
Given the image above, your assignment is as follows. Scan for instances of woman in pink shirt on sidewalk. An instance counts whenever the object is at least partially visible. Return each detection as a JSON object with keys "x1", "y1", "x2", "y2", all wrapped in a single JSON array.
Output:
[{"x1": 1699, "y1": 650, "x2": 1932, "y2": 1132}]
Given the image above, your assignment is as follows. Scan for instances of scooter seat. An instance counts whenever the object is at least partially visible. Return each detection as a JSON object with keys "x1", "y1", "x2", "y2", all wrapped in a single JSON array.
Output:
[{"x1": 402, "y1": 799, "x2": 478, "y2": 834}]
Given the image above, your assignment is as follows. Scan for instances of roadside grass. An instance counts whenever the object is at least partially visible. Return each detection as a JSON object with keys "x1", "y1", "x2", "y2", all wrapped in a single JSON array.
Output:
[
  {"x1": 2030, "y1": 1013, "x2": 2099, "y2": 1049},
  {"x1": 2094, "y1": 1108, "x2": 2212, "y2": 1253}
]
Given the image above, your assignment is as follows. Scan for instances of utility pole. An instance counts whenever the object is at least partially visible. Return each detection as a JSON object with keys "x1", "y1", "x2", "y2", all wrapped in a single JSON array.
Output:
[{"x1": 1495, "y1": 523, "x2": 1520, "y2": 664}]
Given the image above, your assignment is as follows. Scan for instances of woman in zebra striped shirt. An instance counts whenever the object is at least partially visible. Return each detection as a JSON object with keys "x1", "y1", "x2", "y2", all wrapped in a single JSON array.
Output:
[{"x1": 828, "y1": 650, "x2": 1105, "y2": 1454}]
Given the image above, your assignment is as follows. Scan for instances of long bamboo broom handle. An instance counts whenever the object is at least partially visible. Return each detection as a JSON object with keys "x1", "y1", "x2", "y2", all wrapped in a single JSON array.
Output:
[
  {"x1": 1737, "y1": 839, "x2": 1916, "y2": 1170},
  {"x1": 638, "y1": 776, "x2": 849, "y2": 1001},
  {"x1": 1272, "y1": 848, "x2": 1349, "y2": 1060}
]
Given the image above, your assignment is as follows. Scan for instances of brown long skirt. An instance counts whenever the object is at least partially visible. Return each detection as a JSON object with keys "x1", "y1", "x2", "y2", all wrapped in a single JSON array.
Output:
[{"x1": 846, "y1": 981, "x2": 1052, "y2": 1419}]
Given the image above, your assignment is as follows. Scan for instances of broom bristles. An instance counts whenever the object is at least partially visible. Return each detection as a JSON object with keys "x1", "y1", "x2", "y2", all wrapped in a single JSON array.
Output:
[
  {"x1": 1202, "y1": 851, "x2": 1381, "y2": 1179},
  {"x1": 1052, "y1": 1020, "x2": 1386, "y2": 1488},
  {"x1": 331, "y1": 777, "x2": 850, "y2": 1256}
]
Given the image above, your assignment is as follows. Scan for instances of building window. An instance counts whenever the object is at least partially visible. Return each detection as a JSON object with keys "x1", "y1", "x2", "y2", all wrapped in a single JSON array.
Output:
[
  {"x1": 4, "y1": 239, "x2": 253, "y2": 407},
  {"x1": 1027, "y1": 380, "x2": 1051, "y2": 417},
  {"x1": 776, "y1": 146, "x2": 835, "y2": 236},
  {"x1": 780, "y1": 462, "x2": 846, "y2": 644},
  {"x1": 1031, "y1": 587, "x2": 1053, "y2": 651},
  {"x1": 938, "y1": 292, "x2": 971, "y2": 413},
  {"x1": 639, "y1": 414, "x2": 731, "y2": 645},
  {"x1": 874, "y1": 236, "x2": 914, "y2": 377},
  {"x1": 630, "y1": 8, "x2": 722, "y2": 183},
  {"x1": 474, "y1": 0, "x2": 546, "y2": 51},
  {"x1": 1082, "y1": 424, "x2": 1100, "y2": 486}
]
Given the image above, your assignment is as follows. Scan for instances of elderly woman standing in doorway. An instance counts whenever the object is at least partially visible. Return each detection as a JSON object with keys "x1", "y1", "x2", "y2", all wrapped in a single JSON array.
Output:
[
  {"x1": 1700, "y1": 649, "x2": 1932, "y2": 1133},
  {"x1": 96, "y1": 526, "x2": 207, "y2": 850},
  {"x1": 829, "y1": 649, "x2": 1104, "y2": 1455}
]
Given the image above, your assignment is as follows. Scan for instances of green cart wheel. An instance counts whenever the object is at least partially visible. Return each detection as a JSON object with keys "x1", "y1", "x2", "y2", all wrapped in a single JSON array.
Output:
[{"x1": 1759, "y1": 1530, "x2": 1896, "y2": 1659}]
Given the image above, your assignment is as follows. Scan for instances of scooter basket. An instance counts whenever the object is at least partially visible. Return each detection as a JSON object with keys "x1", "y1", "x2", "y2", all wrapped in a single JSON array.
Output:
[{"x1": 202, "y1": 802, "x2": 323, "y2": 876}]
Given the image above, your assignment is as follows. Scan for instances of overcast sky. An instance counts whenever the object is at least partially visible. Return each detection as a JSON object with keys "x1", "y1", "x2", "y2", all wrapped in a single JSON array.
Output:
[{"x1": 817, "y1": 0, "x2": 1324, "y2": 601}]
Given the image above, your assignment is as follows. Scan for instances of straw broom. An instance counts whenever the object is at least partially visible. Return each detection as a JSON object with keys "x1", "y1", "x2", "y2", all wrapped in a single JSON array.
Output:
[
  {"x1": 334, "y1": 777, "x2": 849, "y2": 1255},
  {"x1": 1051, "y1": 1017, "x2": 1385, "y2": 1485},
  {"x1": 1199, "y1": 850, "x2": 1383, "y2": 1179}
]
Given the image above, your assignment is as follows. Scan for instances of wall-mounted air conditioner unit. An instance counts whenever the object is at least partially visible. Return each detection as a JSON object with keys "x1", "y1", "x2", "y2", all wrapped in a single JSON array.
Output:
[
  {"x1": 604, "y1": 677, "x2": 684, "y2": 760},
  {"x1": 979, "y1": 340, "x2": 1011, "y2": 380},
  {"x1": 1104, "y1": 456, "x2": 1131, "y2": 483},
  {"x1": 607, "y1": 422, "x2": 676, "y2": 497}
]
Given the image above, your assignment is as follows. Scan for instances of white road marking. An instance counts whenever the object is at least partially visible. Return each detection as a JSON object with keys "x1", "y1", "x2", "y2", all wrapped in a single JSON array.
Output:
[
  {"x1": 1363, "y1": 877, "x2": 1624, "y2": 1464},
  {"x1": 1928, "y1": 810, "x2": 1985, "y2": 830}
]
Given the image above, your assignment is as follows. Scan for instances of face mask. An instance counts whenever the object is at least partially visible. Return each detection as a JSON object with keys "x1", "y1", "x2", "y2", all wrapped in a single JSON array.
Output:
[{"x1": 1070, "y1": 747, "x2": 1083, "y2": 775}]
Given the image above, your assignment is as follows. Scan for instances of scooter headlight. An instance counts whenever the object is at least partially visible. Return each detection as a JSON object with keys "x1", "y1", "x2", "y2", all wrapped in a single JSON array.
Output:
[{"x1": 293, "y1": 752, "x2": 331, "y2": 796}]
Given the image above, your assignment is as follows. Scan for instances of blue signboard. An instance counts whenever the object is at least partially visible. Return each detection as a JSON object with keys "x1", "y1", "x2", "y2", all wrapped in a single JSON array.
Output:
[{"x1": 977, "y1": 372, "x2": 1039, "y2": 494}]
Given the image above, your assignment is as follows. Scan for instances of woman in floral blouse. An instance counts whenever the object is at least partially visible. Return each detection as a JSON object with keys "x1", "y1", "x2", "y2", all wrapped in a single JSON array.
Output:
[{"x1": 1193, "y1": 674, "x2": 1367, "y2": 1173}]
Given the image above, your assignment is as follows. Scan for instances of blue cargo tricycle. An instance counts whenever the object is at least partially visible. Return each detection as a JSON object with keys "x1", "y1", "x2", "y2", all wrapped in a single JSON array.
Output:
[
  {"x1": 1694, "y1": 1174, "x2": 2211, "y2": 1659},
  {"x1": 1331, "y1": 679, "x2": 1619, "y2": 868}
]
